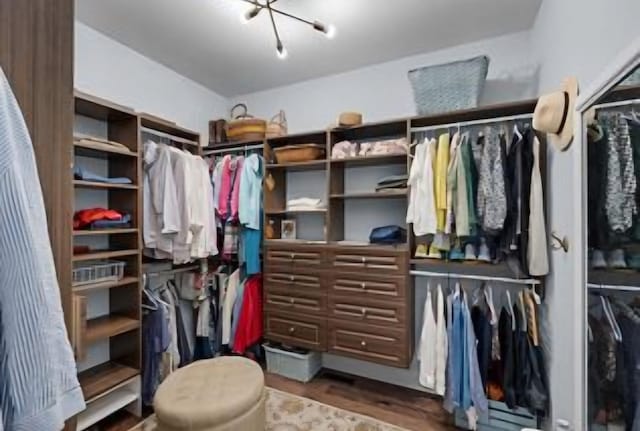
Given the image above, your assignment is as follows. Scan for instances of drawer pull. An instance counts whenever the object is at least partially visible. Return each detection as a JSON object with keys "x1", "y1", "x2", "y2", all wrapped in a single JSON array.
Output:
[
  {"x1": 361, "y1": 308, "x2": 367, "y2": 316},
  {"x1": 290, "y1": 253, "x2": 295, "y2": 259},
  {"x1": 290, "y1": 275, "x2": 295, "y2": 282},
  {"x1": 361, "y1": 257, "x2": 367, "y2": 263},
  {"x1": 361, "y1": 340, "x2": 367, "y2": 348},
  {"x1": 361, "y1": 282, "x2": 366, "y2": 289},
  {"x1": 289, "y1": 326, "x2": 296, "y2": 334},
  {"x1": 290, "y1": 298, "x2": 295, "y2": 304}
]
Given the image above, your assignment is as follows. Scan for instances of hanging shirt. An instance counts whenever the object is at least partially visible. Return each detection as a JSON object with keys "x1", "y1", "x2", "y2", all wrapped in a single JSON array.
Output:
[
  {"x1": 222, "y1": 269, "x2": 241, "y2": 345},
  {"x1": 407, "y1": 138, "x2": 437, "y2": 236},
  {"x1": 477, "y1": 131, "x2": 507, "y2": 233},
  {"x1": 0, "y1": 67, "x2": 85, "y2": 431},
  {"x1": 528, "y1": 137, "x2": 549, "y2": 276},
  {"x1": 418, "y1": 287, "x2": 437, "y2": 389},
  {"x1": 435, "y1": 284, "x2": 448, "y2": 396},
  {"x1": 435, "y1": 133, "x2": 450, "y2": 231},
  {"x1": 239, "y1": 154, "x2": 264, "y2": 230}
]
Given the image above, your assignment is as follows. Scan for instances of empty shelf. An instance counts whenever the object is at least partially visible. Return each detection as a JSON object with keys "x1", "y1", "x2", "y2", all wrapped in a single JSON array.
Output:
[
  {"x1": 72, "y1": 276, "x2": 139, "y2": 293},
  {"x1": 74, "y1": 180, "x2": 138, "y2": 190},
  {"x1": 73, "y1": 228, "x2": 138, "y2": 236},
  {"x1": 78, "y1": 362, "x2": 139, "y2": 402},
  {"x1": 265, "y1": 209, "x2": 327, "y2": 215},
  {"x1": 85, "y1": 315, "x2": 139, "y2": 344},
  {"x1": 72, "y1": 249, "x2": 139, "y2": 261}
]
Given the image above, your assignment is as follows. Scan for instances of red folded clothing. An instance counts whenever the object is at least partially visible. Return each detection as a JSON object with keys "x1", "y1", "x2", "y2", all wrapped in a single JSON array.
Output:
[{"x1": 73, "y1": 208, "x2": 124, "y2": 229}]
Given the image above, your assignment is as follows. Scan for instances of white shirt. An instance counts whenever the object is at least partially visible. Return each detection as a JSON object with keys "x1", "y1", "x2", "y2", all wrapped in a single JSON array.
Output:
[
  {"x1": 222, "y1": 269, "x2": 241, "y2": 345},
  {"x1": 418, "y1": 286, "x2": 437, "y2": 389},
  {"x1": 407, "y1": 138, "x2": 438, "y2": 236},
  {"x1": 0, "y1": 67, "x2": 85, "y2": 430},
  {"x1": 528, "y1": 137, "x2": 549, "y2": 276}
]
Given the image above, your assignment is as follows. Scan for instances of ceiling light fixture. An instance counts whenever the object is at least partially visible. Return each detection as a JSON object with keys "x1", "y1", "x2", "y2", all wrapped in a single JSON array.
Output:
[{"x1": 240, "y1": 0, "x2": 336, "y2": 59}]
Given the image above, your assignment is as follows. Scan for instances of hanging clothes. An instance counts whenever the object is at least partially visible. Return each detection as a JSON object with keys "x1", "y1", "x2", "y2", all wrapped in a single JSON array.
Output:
[
  {"x1": 435, "y1": 133, "x2": 450, "y2": 232},
  {"x1": 528, "y1": 136, "x2": 549, "y2": 276},
  {"x1": 222, "y1": 269, "x2": 241, "y2": 345},
  {"x1": 233, "y1": 275, "x2": 264, "y2": 354},
  {"x1": 460, "y1": 132, "x2": 479, "y2": 236},
  {"x1": 435, "y1": 284, "x2": 448, "y2": 396},
  {"x1": 477, "y1": 130, "x2": 507, "y2": 234},
  {"x1": 239, "y1": 154, "x2": 264, "y2": 275},
  {"x1": 419, "y1": 286, "x2": 437, "y2": 389}
]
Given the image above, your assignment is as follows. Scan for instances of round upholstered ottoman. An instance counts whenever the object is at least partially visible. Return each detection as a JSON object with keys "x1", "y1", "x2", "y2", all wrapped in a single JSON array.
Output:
[{"x1": 154, "y1": 357, "x2": 266, "y2": 431}]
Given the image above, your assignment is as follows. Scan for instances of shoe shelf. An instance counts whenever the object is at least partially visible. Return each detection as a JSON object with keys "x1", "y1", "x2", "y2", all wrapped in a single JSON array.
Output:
[{"x1": 410, "y1": 259, "x2": 534, "y2": 281}]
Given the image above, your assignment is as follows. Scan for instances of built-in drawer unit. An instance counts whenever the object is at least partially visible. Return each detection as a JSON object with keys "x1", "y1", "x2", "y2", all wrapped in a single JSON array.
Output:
[
  {"x1": 328, "y1": 295, "x2": 406, "y2": 327},
  {"x1": 264, "y1": 267, "x2": 324, "y2": 292},
  {"x1": 327, "y1": 246, "x2": 407, "y2": 273},
  {"x1": 327, "y1": 272, "x2": 407, "y2": 300},
  {"x1": 265, "y1": 287, "x2": 327, "y2": 316},
  {"x1": 265, "y1": 311, "x2": 327, "y2": 351},
  {"x1": 265, "y1": 245, "x2": 325, "y2": 269}
]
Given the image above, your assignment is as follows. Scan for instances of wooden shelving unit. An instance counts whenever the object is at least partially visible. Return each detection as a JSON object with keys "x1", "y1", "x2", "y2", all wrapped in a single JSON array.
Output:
[
  {"x1": 72, "y1": 92, "x2": 143, "y2": 430},
  {"x1": 85, "y1": 315, "x2": 140, "y2": 344}
]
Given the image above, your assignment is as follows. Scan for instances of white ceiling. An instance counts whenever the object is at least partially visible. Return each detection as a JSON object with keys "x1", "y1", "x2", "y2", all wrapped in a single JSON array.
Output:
[{"x1": 76, "y1": 0, "x2": 542, "y2": 97}]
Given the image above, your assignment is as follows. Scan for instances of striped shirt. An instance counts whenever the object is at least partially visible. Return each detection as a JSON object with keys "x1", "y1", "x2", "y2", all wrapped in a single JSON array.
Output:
[{"x1": 0, "y1": 68, "x2": 85, "y2": 430}]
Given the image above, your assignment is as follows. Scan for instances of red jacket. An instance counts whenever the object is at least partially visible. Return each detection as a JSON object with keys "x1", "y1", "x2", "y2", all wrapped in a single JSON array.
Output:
[{"x1": 232, "y1": 274, "x2": 262, "y2": 354}]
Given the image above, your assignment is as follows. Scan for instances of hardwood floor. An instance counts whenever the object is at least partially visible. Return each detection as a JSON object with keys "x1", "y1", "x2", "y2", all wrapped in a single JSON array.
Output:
[{"x1": 266, "y1": 370, "x2": 456, "y2": 431}]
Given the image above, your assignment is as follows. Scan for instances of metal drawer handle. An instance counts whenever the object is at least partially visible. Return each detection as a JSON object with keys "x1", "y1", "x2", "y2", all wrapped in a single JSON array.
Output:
[
  {"x1": 289, "y1": 326, "x2": 296, "y2": 334},
  {"x1": 290, "y1": 253, "x2": 295, "y2": 259},
  {"x1": 290, "y1": 298, "x2": 295, "y2": 304},
  {"x1": 361, "y1": 257, "x2": 367, "y2": 263},
  {"x1": 361, "y1": 282, "x2": 366, "y2": 289},
  {"x1": 360, "y1": 340, "x2": 367, "y2": 348},
  {"x1": 361, "y1": 308, "x2": 367, "y2": 316},
  {"x1": 290, "y1": 275, "x2": 295, "y2": 282}
]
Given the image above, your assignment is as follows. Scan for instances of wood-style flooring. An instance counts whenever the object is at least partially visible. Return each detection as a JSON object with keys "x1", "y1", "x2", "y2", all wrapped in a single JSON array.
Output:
[
  {"x1": 265, "y1": 370, "x2": 456, "y2": 431},
  {"x1": 98, "y1": 371, "x2": 456, "y2": 431}
]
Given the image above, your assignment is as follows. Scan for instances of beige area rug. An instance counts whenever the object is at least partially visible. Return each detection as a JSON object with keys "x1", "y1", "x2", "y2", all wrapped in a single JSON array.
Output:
[{"x1": 130, "y1": 387, "x2": 409, "y2": 431}]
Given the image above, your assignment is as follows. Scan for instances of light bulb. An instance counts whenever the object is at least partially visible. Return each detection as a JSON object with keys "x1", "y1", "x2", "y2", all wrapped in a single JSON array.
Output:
[
  {"x1": 325, "y1": 24, "x2": 336, "y2": 39},
  {"x1": 276, "y1": 43, "x2": 288, "y2": 60},
  {"x1": 242, "y1": 6, "x2": 260, "y2": 24}
]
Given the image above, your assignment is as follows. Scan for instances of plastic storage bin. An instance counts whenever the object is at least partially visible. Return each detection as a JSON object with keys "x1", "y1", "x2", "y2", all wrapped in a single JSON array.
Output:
[
  {"x1": 263, "y1": 344, "x2": 322, "y2": 383},
  {"x1": 73, "y1": 260, "x2": 126, "y2": 286}
]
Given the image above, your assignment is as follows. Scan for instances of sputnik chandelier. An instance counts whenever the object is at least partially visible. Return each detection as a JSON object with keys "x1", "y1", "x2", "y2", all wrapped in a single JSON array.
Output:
[{"x1": 240, "y1": 0, "x2": 336, "y2": 59}]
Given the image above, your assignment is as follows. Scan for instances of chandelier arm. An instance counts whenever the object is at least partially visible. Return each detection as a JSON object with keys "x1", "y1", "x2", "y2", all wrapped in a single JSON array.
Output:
[
  {"x1": 240, "y1": 0, "x2": 265, "y2": 9},
  {"x1": 266, "y1": 3, "x2": 282, "y2": 47},
  {"x1": 269, "y1": 6, "x2": 316, "y2": 27}
]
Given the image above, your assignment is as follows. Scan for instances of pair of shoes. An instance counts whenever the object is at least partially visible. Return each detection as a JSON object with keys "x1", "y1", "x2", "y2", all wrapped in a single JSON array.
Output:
[
  {"x1": 592, "y1": 249, "x2": 627, "y2": 269},
  {"x1": 465, "y1": 239, "x2": 492, "y2": 262},
  {"x1": 427, "y1": 245, "x2": 442, "y2": 259},
  {"x1": 415, "y1": 244, "x2": 428, "y2": 258}
]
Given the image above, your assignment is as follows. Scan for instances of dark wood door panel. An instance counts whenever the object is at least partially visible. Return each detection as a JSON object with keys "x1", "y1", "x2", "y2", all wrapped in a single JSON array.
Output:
[
  {"x1": 265, "y1": 311, "x2": 327, "y2": 351},
  {"x1": 327, "y1": 319, "x2": 409, "y2": 368},
  {"x1": 328, "y1": 295, "x2": 406, "y2": 327}
]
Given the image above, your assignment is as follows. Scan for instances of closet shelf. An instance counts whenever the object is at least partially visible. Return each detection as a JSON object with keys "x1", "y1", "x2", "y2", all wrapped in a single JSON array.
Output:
[
  {"x1": 330, "y1": 191, "x2": 407, "y2": 199},
  {"x1": 78, "y1": 362, "x2": 139, "y2": 402},
  {"x1": 74, "y1": 180, "x2": 138, "y2": 190},
  {"x1": 74, "y1": 141, "x2": 138, "y2": 159},
  {"x1": 73, "y1": 249, "x2": 139, "y2": 261},
  {"x1": 85, "y1": 315, "x2": 140, "y2": 344},
  {"x1": 330, "y1": 154, "x2": 407, "y2": 167},
  {"x1": 73, "y1": 228, "x2": 138, "y2": 236},
  {"x1": 266, "y1": 160, "x2": 327, "y2": 171},
  {"x1": 265, "y1": 209, "x2": 327, "y2": 215},
  {"x1": 410, "y1": 259, "x2": 531, "y2": 280},
  {"x1": 72, "y1": 276, "x2": 139, "y2": 293},
  {"x1": 588, "y1": 269, "x2": 640, "y2": 288}
]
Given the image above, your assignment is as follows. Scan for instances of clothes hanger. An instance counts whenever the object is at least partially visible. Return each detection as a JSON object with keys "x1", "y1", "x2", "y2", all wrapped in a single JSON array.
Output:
[
  {"x1": 484, "y1": 284, "x2": 498, "y2": 325},
  {"x1": 518, "y1": 290, "x2": 527, "y2": 332},
  {"x1": 513, "y1": 123, "x2": 522, "y2": 141},
  {"x1": 506, "y1": 290, "x2": 516, "y2": 331},
  {"x1": 600, "y1": 295, "x2": 622, "y2": 342}
]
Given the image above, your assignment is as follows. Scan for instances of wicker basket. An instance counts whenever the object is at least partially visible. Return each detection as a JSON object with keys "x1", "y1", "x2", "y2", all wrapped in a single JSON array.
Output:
[
  {"x1": 266, "y1": 110, "x2": 288, "y2": 138},
  {"x1": 226, "y1": 103, "x2": 266, "y2": 142},
  {"x1": 408, "y1": 55, "x2": 489, "y2": 115},
  {"x1": 273, "y1": 144, "x2": 325, "y2": 164}
]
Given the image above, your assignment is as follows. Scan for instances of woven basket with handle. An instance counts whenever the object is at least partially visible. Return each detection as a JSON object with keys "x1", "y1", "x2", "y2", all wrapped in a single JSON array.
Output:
[
  {"x1": 226, "y1": 103, "x2": 266, "y2": 142},
  {"x1": 266, "y1": 110, "x2": 288, "y2": 138}
]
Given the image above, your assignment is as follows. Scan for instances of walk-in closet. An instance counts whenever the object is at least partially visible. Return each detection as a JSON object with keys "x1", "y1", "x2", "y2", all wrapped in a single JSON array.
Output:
[{"x1": 0, "y1": 1, "x2": 639, "y2": 431}]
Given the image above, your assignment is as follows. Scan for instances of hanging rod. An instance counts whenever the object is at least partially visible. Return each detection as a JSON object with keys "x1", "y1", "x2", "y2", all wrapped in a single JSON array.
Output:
[
  {"x1": 144, "y1": 264, "x2": 200, "y2": 277},
  {"x1": 593, "y1": 98, "x2": 640, "y2": 111},
  {"x1": 410, "y1": 269, "x2": 541, "y2": 285},
  {"x1": 410, "y1": 113, "x2": 533, "y2": 133},
  {"x1": 203, "y1": 143, "x2": 264, "y2": 156},
  {"x1": 587, "y1": 283, "x2": 640, "y2": 292},
  {"x1": 141, "y1": 126, "x2": 199, "y2": 147}
]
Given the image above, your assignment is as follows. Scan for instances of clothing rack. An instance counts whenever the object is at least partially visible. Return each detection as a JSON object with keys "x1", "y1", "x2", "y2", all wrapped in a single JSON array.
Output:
[
  {"x1": 203, "y1": 143, "x2": 264, "y2": 156},
  {"x1": 587, "y1": 282, "x2": 640, "y2": 292},
  {"x1": 409, "y1": 113, "x2": 533, "y2": 134},
  {"x1": 410, "y1": 269, "x2": 541, "y2": 286},
  {"x1": 144, "y1": 264, "x2": 201, "y2": 278},
  {"x1": 141, "y1": 126, "x2": 200, "y2": 147},
  {"x1": 593, "y1": 98, "x2": 640, "y2": 111}
]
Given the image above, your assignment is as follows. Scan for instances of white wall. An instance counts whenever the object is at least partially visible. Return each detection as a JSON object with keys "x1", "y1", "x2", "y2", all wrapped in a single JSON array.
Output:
[
  {"x1": 531, "y1": 3, "x2": 640, "y2": 430},
  {"x1": 232, "y1": 31, "x2": 538, "y2": 133},
  {"x1": 75, "y1": 22, "x2": 227, "y2": 144}
]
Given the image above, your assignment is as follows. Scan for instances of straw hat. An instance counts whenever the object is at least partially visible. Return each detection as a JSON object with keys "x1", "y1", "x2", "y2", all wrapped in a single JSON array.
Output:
[{"x1": 532, "y1": 76, "x2": 578, "y2": 151}]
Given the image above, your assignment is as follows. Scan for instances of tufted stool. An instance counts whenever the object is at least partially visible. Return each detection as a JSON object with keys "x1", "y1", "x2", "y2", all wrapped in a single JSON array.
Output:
[{"x1": 154, "y1": 356, "x2": 266, "y2": 431}]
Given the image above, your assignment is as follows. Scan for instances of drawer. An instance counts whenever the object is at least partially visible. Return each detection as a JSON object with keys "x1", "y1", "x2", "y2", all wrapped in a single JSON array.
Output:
[
  {"x1": 328, "y1": 295, "x2": 406, "y2": 327},
  {"x1": 265, "y1": 288, "x2": 327, "y2": 316},
  {"x1": 265, "y1": 246, "x2": 325, "y2": 269},
  {"x1": 328, "y1": 247, "x2": 407, "y2": 273},
  {"x1": 328, "y1": 272, "x2": 407, "y2": 300},
  {"x1": 328, "y1": 320, "x2": 409, "y2": 368},
  {"x1": 265, "y1": 311, "x2": 327, "y2": 351},
  {"x1": 264, "y1": 268, "x2": 324, "y2": 292}
]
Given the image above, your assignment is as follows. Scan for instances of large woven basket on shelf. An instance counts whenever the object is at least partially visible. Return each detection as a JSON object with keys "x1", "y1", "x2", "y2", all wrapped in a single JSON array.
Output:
[
  {"x1": 408, "y1": 55, "x2": 489, "y2": 115},
  {"x1": 226, "y1": 103, "x2": 266, "y2": 142},
  {"x1": 266, "y1": 110, "x2": 288, "y2": 138}
]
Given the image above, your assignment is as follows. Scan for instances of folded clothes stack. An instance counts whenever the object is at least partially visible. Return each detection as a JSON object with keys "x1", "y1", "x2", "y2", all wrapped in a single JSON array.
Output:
[
  {"x1": 74, "y1": 166, "x2": 132, "y2": 184},
  {"x1": 331, "y1": 138, "x2": 408, "y2": 159},
  {"x1": 331, "y1": 140, "x2": 357, "y2": 159},
  {"x1": 286, "y1": 197, "x2": 325, "y2": 211},
  {"x1": 376, "y1": 174, "x2": 408, "y2": 192},
  {"x1": 73, "y1": 208, "x2": 132, "y2": 230}
]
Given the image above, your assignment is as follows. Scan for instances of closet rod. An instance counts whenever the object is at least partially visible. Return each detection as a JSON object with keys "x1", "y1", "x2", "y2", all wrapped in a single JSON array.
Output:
[
  {"x1": 587, "y1": 283, "x2": 640, "y2": 292},
  {"x1": 141, "y1": 126, "x2": 199, "y2": 147},
  {"x1": 203, "y1": 143, "x2": 264, "y2": 156},
  {"x1": 145, "y1": 264, "x2": 200, "y2": 277},
  {"x1": 593, "y1": 98, "x2": 640, "y2": 111},
  {"x1": 410, "y1": 113, "x2": 533, "y2": 133},
  {"x1": 410, "y1": 269, "x2": 541, "y2": 285}
]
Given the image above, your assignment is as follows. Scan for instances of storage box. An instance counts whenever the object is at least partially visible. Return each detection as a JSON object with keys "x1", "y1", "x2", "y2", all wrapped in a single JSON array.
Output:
[
  {"x1": 454, "y1": 400, "x2": 538, "y2": 431},
  {"x1": 72, "y1": 260, "x2": 126, "y2": 286},
  {"x1": 263, "y1": 344, "x2": 321, "y2": 383}
]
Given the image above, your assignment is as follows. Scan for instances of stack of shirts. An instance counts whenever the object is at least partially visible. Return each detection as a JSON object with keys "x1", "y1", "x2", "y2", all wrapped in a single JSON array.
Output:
[
  {"x1": 74, "y1": 166, "x2": 132, "y2": 185},
  {"x1": 286, "y1": 197, "x2": 324, "y2": 211},
  {"x1": 376, "y1": 174, "x2": 408, "y2": 193},
  {"x1": 73, "y1": 208, "x2": 131, "y2": 230}
]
